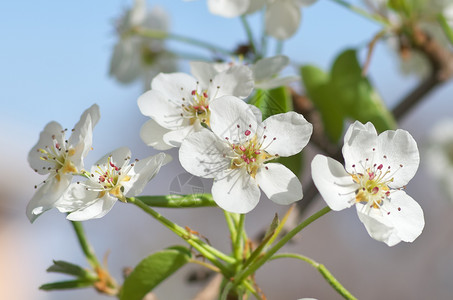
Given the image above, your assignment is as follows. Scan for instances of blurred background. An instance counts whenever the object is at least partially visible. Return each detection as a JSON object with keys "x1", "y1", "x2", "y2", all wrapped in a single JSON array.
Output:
[{"x1": 2, "y1": 0, "x2": 453, "y2": 299}]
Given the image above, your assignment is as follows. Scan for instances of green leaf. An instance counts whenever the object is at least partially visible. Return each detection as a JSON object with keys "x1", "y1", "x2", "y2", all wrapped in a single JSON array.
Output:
[
  {"x1": 40, "y1": 279, "x2": 95, "y2": 291},
  {"x1": 136, "y1": 194, "x2": 216, "y2": 208},
  {"x1": 120, "y1": 246, "x2": 192, "y2": 300},
  {"x1": 301, "y1": 49, "x2": 396, "y2": 142},
  {"x1": 274, "y1": 152, "x2": 303, "y2": 177},
  {"x1": 46, "y1": 260, "x2": 93, "y2": 278},
  {"x1": 301, "y1": 65, "x2": 345, "y2": 142},
  {"x1": 250, "y1": 86, "x2": 292, "y2": 120}
]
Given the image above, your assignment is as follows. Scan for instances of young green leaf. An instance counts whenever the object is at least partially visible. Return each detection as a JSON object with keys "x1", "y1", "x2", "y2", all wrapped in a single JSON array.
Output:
[
  {"x1": 119, "y1": 246, "x2": 192, "y2": 300},
  {"x1": 250, "y1": 86, "x2": 292, "y2": 120},
  {"x1": 46, "y1": 260, "x2": 93, "y2": 278},
  {"x1": 40, "y1": 279, "x2": 95, "y2": 291}
]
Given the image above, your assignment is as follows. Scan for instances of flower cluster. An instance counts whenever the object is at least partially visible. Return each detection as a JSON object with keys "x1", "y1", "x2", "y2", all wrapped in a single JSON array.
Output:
[
  {"x1": 27, "y1": 105, "x2": 169, "y2": 222},
  {"x1": 30, "y1": 56, "x2": 425, "y2": 246}
]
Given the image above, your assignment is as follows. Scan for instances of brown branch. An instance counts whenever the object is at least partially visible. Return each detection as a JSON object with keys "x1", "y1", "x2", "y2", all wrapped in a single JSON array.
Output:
[{"x1": 292, "y1": 25, "x2": 453, "y2": 217}]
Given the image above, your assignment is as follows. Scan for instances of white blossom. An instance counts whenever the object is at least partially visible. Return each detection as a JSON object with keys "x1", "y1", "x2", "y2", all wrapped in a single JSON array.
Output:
[
  {"x1": 179, "y1": 96, "x2": 312, "y2": 213},
  {"x1": 138, "y1": 63, "x2": 254, "y2": 150},
  {"x1": 311, "y1": 121, "x2": 424, "y2": 246},
  {"x1": 192, "y1": 56, "x2": 299, "y2": 91},
  {"x1": 27, "y1": 104, "x2": 100, "y2": 222},
  {"x1": 56, "y1": 147, "x2": 169, "y2": 221},
  {"x1": 109, "y1": 1, "x2": 176, "y2": 87}
]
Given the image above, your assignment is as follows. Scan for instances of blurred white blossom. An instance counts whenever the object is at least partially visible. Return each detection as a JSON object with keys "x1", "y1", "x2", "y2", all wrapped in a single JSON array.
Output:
[
  {"x1": 425, "y1": 119, "x2": 453, "y2": 201},
  {"x1": 110, "y1": 0, "x2": 177, "y2": 88}
]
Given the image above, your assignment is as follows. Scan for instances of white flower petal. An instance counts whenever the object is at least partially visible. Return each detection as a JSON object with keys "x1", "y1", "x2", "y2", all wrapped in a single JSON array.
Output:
[
  {"x1": 255, "y1": 75, "x2": 300, "y2": 90},
  {"x1": 55, "y1": 182, "x2": 98, "y2": 213},
  {"x1": 356, "y1": 190, "x2": 424, "y2": 246},
  {"x1": 140, "y1": 119, "x2": 174, "y2": 150},
  {"x1": 124, "y1": 153, "x2": 168, "y2": 196},
  {"x1": 28, "y1": 121, "x2": 64, "y2": 175},
  {"x1": 90, "y1": 147, "x2": 131, "y2": 175},
  {"x1": 248, "y1": 104, "x2": 263, "y2": 123},
  {"x1": 179, "y1": 129, "x2": 231, "y2": 178},
  {"x1": 162, "y1": 123, "x2": 200, "y2": 148},
  {"x1": 255, "y1": 163, "x2": 302, "y2": 205},
  {"x1": 190, "y1": 61, "x2": 221, "y2": 88},
  {"x1": 207, "y1": 0, "x2": 249, "y2": 17},
  {"x1": 260, "y1": 111, "x2": 312, "y2": 157},
  {"x1": 150, "y1": 72, "x2": 197, "y2": 103},
  {"x1": 295, "y1": 0, "x2": 318, "y2": 7},
  {"x1": 138, "y1": 90, "x2": 186, "y2": 129},
  {"x1": 311, "y1": 155, "x2": 358, "y2": 211},
  {"x1": 251, "y1": 55, "x2": 289, "y2": 82},
  {"x1": 209, "y1": 96, "x2": 258, "y2": 141},
  {"x1": 109, "y1": 39, "x2": 142, "y2": 84},
  {"x1": 212, "y1": 169, "x2": 260, "y2": 213},
  {"x1": 265, "y1": 1, "x2": 301, "y2": 40},
  {"x1": 209, "y1": 65, "x2": 254, "y2": 99},
  {"x1": 67, "y1": 194, "x2": 117, "y2": 221},
  {"x1": 376, "y1": 129, "x2": 419, "y2": 188},
  {"x1": 246, "y1": 0, "x2": 266, "y2": 14},
  {"x1": 342, "y1": 121, "x2": 378, "y2": 173},
  {"x1": 26, "y1": 175, "x2": 72, "y2": 222}
]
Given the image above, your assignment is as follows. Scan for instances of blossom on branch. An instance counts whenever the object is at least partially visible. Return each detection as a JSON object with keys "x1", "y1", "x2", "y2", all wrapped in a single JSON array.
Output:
[
  {"x1": 27, "y1": 104, "x2": 100, "y2": 222},
  {"x1": 110, "y1": 0, "x2": 176, "y2": 87},
  {"x1": 56, "y1": 147, "x2": 169, "y2": 221},
  {"x1": 311, "y1": 121, "x2": 424, "y2": 246},
  {"x1": 179, "y1": 96, "x2": 312, "y2": 213},
  {"x1": 138, "y1": 63, "x2": 254, "y2": 150}
]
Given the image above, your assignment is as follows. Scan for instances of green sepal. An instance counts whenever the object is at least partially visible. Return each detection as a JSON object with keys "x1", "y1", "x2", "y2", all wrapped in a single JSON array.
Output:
[
  {"x1": 39, "y1": 279, "x2": 96, "y2": 291},
  {"x1": 136, "y1": 194, "x2": 216, "y2": 208},
  {"x1": 119, "y1": 246, "x2": 192, "y2": 300}
]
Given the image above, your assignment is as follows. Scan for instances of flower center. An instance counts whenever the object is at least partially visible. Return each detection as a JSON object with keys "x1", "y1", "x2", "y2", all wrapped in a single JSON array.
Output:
[
  {"x1": 38, "y1": 133, "x2": 77, "y2": 181},
  {"x1": 350, "y1": 162, "x2": 394, "y2": 209},
  {"x1": 226, "y1": 125, "x2": 278, "y2": 178},
  {"x1": 93, "y1": 156, "x2": 131, "y2": 201},
  {"x1": 181, "y1": 89, "x2": 211, "y2": 126}
]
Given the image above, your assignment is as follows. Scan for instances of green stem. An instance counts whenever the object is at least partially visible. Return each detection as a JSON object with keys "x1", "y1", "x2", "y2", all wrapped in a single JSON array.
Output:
[
  {"x1": 270, "y1": 253, "x2": 357, "y2": 300},
  {"x1": 240, "y1": 16, "x2": 257, "y2": 57},
  {"x1": 136, "y1": 193, "x2": 216, "y2": 208},
  {"x1": 243, "y1": 280, "x2": 262, "y2": 300},
  {"x1": 234, "y1": 214, "x2": 245, "y2": 264},
  {"x1": 224, "y1": 211, "x2": 237, "y2": 252},
  {"x1": 328, "y1": 0, "x2": 391, "y2": 27},
  {"x1": 233, "y1": 206, "x2": 331, "y2": 285},
  {"x1": 134, "y1": 28, "x2": 233, "y2": 56},
  {"x1": 70, "y1": 221, "x2": 100, "y2": 268},
  {"x1": 275, "y1": 41, "x2": 284, "y2": 55},
  {"x1": 128, "y1": 197, "x2": 235, "y2": 271}
]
